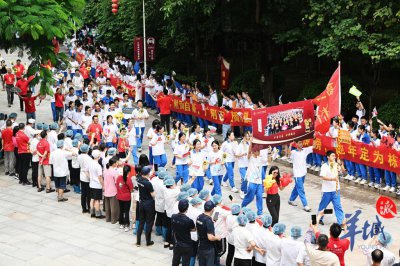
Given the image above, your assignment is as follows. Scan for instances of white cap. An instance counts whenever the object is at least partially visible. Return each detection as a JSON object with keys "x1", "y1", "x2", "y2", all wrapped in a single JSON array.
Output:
[
  {"x1": 28, "y1": 119, "x2": 35, "y2": 124},
  {"x1": 92, "y1": 150, "x2": 101, "y2": 159}
]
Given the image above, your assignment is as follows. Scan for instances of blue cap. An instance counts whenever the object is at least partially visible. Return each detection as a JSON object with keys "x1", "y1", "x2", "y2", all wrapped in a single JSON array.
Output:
[
  {"x1": 190, "y1": 197, "x2": 202, "y2": 205},
  {"x1": 72, "y1": 139, "x2": 79, "y2": 147},
  {"x1": 273, "y1": 223, "x2": 286, "y2": 235},
  {"x1": 177, "y1": 192, "x2": 189, "y2": 201},
  {"x1": 66, "y1": 130, "x2": 73, "y2": 137},
  {"x1": 158, "y1": 171, "x2": 167, "y2": 180},
  {"x1": 80, "y1": 144, "x2": 89, "y2": 153},
  {"x1": 56, "y1": 140, "x2": 64, "y2": 148},
  {"x1": 180, "y1": 183, "x2": 191, "y2": 192},
  {"x1": 291, "y1": 226, "x2": 302, "y2": 239},
  {"x1": 164, "y1": 178, "x2": 175, "y2": 186},
  {"x1": 74, "y1": 133, "x2": 82, "y2": 140},
  {"x1": 42, "y1": 123, "x2": 49, "y2": 131},
  {"x1": 212, "y1": 194, "x2": 222, "y2": 205},
  {"x1": 36, "y1": 123, "x2": 43, "y2": 130},
  {"x1": 198, "y1": 189, "x2": 210, "y2": 201},
  {"x1": 9, "y1": 113, "x2": 17, "y2": 118},
  {"x1": 231, "y1": 204, "x2": 241, "y2": 215},
  {"x1": 108, "y1": 148, "x2": 117, "y2": 156},
  {"x1": 378, "y1": 231, "x2": 392, "y2": 246},
  {"x1": 204, "y1": 200, "x2": 215, "y2": 212},
  {"x1": 245, "y1": 210, "x2": 256, "y2": 222},
  {"x1": 261, "y1": 214, "x2": 273, "y2": 228},
  {"x1": 141, "y1": 166, "x2": 151, "y2": 176},
  {"x1": 157, "y1": 167, "x2": 166, "y2": 174},
  {"x1": 242, "y1": 206, "x2": 252, "y2": 215},
  {"x1": 188, "y1": 188, "x2": 198, "y2": 197},
  {"x1": 50, "y1": 123, "x2": 59, "y2": 130},
  {"x1": 237, "y1": 214, "x2": 248, "y2": 226}
]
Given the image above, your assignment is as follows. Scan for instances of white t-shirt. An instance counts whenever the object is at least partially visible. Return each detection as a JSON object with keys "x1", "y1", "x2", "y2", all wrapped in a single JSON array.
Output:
[
  {"x1": 305, "y1": 243, "x2": 340, "y2": 266},
  {"x1": 264, "y1": 233, "x2": 283, "y2": 266},
  {"x1": 47, "y1": 131, "x2": 58, "y2": 152},
  {"x1": 320, "y1": 162, "x2": 340, "y2": 193},
  {"x1": 127, "y1": 127, "x2": 136, "y2": 146},
  {"x1": 209, "y1": 150, "x2": 224, "y2": 176},
  {"x1": 187, "y1": 205, "x2": 202, "y2": 241},
  {"x1": 103, "y1": 123, "x2": 118, "y2": 143},
  {"x1": 72, "y1": 75, "x2": 84, "y2": 90},
  {"x1": 189, "y1": 150, "x2": 206, "y2": 176},
  {"x1": 72, "y1": 110, "x2": 84, "y2": 130},
  {"x1": 221, "y1": 141, "x2": 236, "y2": 163},
  {"x1": 209, "y1": 92, "x2": 218, "y2": 106},
  {"x1": 78, "y1": 154, "x2": 92, "y2": 182},
  {"x1": 291, "y1": 146, "x2": 313, "y2": 177},
  {"x1": 189, "y1": 132, "x2": 203, "y2": 146},
  {"x1": 132, "y1": 108, "x2": 149, "y2": 128},
  {"x1": 88, "y1": 160, "x2": 103, "y2": 189},
  {"x1": 164, "y1": 188, "x2": 180, "y2": 217},
  {"x1": 151, "y1": 177, "x2": 166, "y2": 213},
  {"x1": 296, "y1": 245, "x2": 312, "y2": 266},
  {"x1": 213, "y1": 205, "x2": 230, "y2": 238},
  {"x1": 280, "y1": 238, "x2": 303, "y2": 266},
  {"x1": 174, "y1": 142, "x2": 190, "y2": 165},
  {"x1": 236, "y1": 142, "x2": 249, "y2": 168},
  {"x1": 150, "y1": 133, "x2": 166, "y2": 156},
  {"x1": 71, "y1": 147, "x2": 80, "y2": 168},
  {"x1": 246, "y1": 156, "x2": 263, "y2": 184},
  {"x1": 232, "y1": 226, "x2": 254, "y2": 260},
  {"x1": 356, "y1": 109, "x2": 366, "y2": 120},
  {"x1": 260, "y1": 149, "x2": 269, "y2": 166},
  {"x1": 29, "y1": 138, "x2": 39, "y2": 162},
  {"x1": 50, "y1": 149, "x2": 72, "y2": 177},
  {"x1": 226, "y1": 214, "x2": 239, "y2": 245}
]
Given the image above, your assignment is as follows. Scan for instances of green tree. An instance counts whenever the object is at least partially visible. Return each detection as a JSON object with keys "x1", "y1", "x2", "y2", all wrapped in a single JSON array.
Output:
[{"x1": 0, "y1": 0, "x2": 85, "y2": 95}]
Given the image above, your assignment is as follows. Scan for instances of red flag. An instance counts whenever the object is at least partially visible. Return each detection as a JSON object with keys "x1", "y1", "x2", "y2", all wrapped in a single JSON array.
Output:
[
  {"x1": 313, "y1": 65, "x2": 341, "y2": 134},
  {"x1": 220, "y1": 57, "x2": 230, "y2": 90}
]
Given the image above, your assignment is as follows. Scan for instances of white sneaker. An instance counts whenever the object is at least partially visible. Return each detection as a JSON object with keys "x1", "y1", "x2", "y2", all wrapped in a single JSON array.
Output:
[
  {"x1": 314, "y1": 166, "x2": 321, "y2": 172},
  {"x1": 389, "y1": 187, "x2": 396, "y2": 193},
  {"x1": 310, "y1": 165, "x2": 316, "y2": 171},
  {"x1": 355, "y1": 178, "x2": 362, "y2": 183},
  {"x1": 306, "y1": 164, "x2": 311, "y2": 168},
  {"x1": 288, "y1": 201, "x2": 298, "y2": 206},
  {"x1": 382, "y1": 185, "x2": 390, "y2": 191},
  {"x1": 222, "y1": 182, "x2": 228, "y2": 187},
  {"x1": 262, "y1": 193, "x2": 267, "y2": 198},
  {"x1": 347, "y1": 176, "x2": 355, "y2": 181},
  {"x1": 231, "y1": 187, "x2": 239, "y2": 193},
  {"x1": 374, "y1": 184, "x2": 381, "y2": 189},
  {"x1": 360, "y1": 180, "x2": 367, "y2": 185},
  {"x1": 124, "y1": 226, "x2": 130, "y2": 232},
  {"x1": 287, "y1": 158, "x2": 293, "y2": 163},
  {"x1": 344, "y1": 174, "x2": 350, "y2": 180},
  {"x1": 208, "y1": 179, "x2": 213, "y2": 185},
  {"x1": 240, "y1": 191, "x2": 245, "y2": 199},
  {"x1": 119, "y1": 225, "x2": 124, "y2": 229},
  {"x1": 368, "y1": 182, "x2": 374, "y2": 187},
  {"x1": 303, "y1": 206, "x2": 312, "y2": 212},
  {"x1": 281, "y1": 156, "x2": 287, "y2": 160}
]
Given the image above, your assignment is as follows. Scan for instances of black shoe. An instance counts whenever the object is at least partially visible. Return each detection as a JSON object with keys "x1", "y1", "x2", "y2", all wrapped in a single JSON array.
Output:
[
  {"x1": 91, "y1": 214, "x2": 96, "y2": 218},
  {"x1": 146, "y1": 241, "x2": 155, "y2": 246},
  {"x1": 96, "y1": 215, "x2": 105, "y2": 219},
  {"x1": 58, "y1": 198, "x2": 68, "y2": 202},
  {"x1": 9, "y1": 173, "x2": 16, "y2": 176},
  {"x1": 25, "y1": 181, "x2": 31, "y2": 185},
  {"x1": 19, "y1": 181, "x2": 23, "y2": 184},
  {"x1": 64, "y1": 189, "x2": 70, "y2": 193},
  {"x1": 46, "y1": 188, "x2": 55, "y2": 193},
  {"x1": 82, "y1": 210, "x2": 90, "y2": 213},
  {"x1": 37, "y1": 187, "x2": 44, "y2": 192},
  {"x1": 32, "y1": 183, "x2": 37, "y2": 188},
  {"x1": 319, "y1": 220, "x2": 325, "y2": 226},
  {"x1": 163, "y1": 243, "x2": 169, "y2": 248},
  {"x1": 5, "y1": 172, "x2": 9, "y2": 175}
]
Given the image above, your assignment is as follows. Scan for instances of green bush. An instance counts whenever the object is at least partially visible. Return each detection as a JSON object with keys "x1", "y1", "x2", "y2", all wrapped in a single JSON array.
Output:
[
  {"x1": 297, "y1": 76, "x2": 365, "y2": 119},
  {"x1": 375, "y1": 97, "x2": 400, "y2": 127},
  {"x1": 154, "y1": 54, "x2": 197, "y2": 80},
  {"x1": 230, "y1": 69, "x2": 262, "y2": 98}
]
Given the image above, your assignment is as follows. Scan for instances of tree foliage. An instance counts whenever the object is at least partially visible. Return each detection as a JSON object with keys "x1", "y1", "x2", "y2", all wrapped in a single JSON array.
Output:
[{"x1": 0, "y1": 0, "x2": 85, "y2": 95}]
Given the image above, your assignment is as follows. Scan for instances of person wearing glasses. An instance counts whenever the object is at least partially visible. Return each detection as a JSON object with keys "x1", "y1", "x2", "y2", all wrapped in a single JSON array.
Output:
[{"x1": 263, "y1": 165, "x2": 286, "y2": 226}]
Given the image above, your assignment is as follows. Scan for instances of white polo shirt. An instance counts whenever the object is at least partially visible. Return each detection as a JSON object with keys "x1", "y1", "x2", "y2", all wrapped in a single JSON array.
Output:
[
  {"x1": 88, "y1": 159, "x2": 103, "y2": 189},
  {"x1": 150, "y1": 133, "x2": 166, "y2": 156},
  {"x1": 232, "y1": 226, "x2": 255, "y2": 260},
  {"x1": 132, "y1": 108, "x2": 149, "y2": 128},
  {"x1": 290, "y1": 146, "x2": 313, "y2": 177},
  {"x1": 320, "y1": 162, "x2": 340, "y2": 192},
  {"x1": 173, "y1": 142, "x2": 190, "y2": 165},
  {"x1": 50, "y1": 149, "x2": 72, "y2": 177}
]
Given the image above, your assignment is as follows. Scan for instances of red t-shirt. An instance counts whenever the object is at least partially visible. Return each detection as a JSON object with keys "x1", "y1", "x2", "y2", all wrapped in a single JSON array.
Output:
[
  {"x1": 80, "y1": 67, "x2": 89, "y2": 79},
  {"x1": 15, "y1": 76, "x2": 35, "y2": 94},
  {"x1": 4, "y1": 74, "x2": 15, "y2": 85},
  {"x1": 267, "y1": 182, "x2": 280, "y2": 195},
  {"x1": 14, "y1": 64, "x2": 25, "y2": 78},
  {"x1": 157, "y1": 95, "x2": 172, "y2": 115},
  {"x1": 117, "y1": 137, "x2": 129, "y2": 152},
  {"x1": 223, "y1": 112, "x2": 232, "y2": 124},
  {"x1": 1, "y1": 128, "x2": 14, "y2": 151},
  {"x1": 36, "y1": 139, "x2": 51, "y2": 165},
  {"x1": 22, "y1": 96, "x2": 38, "y2": 113},
  {"x1": 316, "y1": 232, "x2": 349, "y2": 266},
  {"x1": 55, "y1": 93, "x2": 65, "y2": 108},
  {"x1": 116, "y1": 175, "x2": 133, "y2": 201},
  {"x1": 16, "y1": 131, "x2": 30, "y2": 153},
  {"x1": 87, "y1": 123, "x2": 102, "y2": 142}
]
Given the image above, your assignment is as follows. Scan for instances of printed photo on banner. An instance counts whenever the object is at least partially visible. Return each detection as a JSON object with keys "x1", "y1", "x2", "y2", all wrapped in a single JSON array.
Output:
[{"x1": 265, "y1": 108, "x2": 304, "y2": 136}]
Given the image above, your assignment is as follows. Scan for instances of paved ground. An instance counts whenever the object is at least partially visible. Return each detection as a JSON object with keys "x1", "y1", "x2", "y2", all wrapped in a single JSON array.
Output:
[{"x1": 0, "y1": 50, "x2": 399, "y2": 265}]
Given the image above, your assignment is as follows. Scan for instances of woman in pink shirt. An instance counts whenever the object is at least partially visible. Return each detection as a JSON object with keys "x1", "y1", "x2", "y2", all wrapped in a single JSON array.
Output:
[
  {"x1": 116, "y1": 165, "x2": 134, "y2": 232},
  {"x1": 103, "y1": 157, "x2": 119, "y2": 224}
]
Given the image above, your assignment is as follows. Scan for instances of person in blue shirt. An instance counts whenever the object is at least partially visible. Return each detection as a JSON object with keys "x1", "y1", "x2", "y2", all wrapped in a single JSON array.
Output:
[
  {"x1": 355, "y1": 125, "x2": 370, "y2": 185},
  {"x1": 102, "y1": 89, "x2": 114, "y2": 105}
]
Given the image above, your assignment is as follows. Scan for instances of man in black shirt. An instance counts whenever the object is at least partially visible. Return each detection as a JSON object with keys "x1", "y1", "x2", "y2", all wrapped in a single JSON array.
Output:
[
  {"x1": 136, "y1": 166, "x2": 156, "y2": 247},
  {"x1": 196, "y1": 201, "x2": 221, "y2": 266},
  {"x1": 171, "y1": 199, "x2": 196, "y2": 266}
]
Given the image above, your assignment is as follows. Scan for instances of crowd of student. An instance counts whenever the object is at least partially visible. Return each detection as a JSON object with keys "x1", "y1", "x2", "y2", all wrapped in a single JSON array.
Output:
[{"x1": 0, "y1": 29, "x2": 399, "y2": 265}]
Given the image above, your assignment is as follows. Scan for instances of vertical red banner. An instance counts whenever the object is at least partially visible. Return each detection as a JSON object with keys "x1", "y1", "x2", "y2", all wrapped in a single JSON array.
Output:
[
  {"x1": 146, "y1": 37, "x2": 156, "y2": 62},
  {"x1": 220, "y1": 57, "x2": 230, "y2": 90},
  {"x1": 134, "y1": 36, "x2": 144, "y2": 62}
]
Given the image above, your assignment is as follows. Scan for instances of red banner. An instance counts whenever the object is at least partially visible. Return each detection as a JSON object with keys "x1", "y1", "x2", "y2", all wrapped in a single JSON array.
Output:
[
  {"x1": 146, "y1": 37, "x2": 156, "y2": 62},
  {"x1": 313, "y1": 65, "x2": 341, "y2": 134},
  {"x1": 220, "y1": 57, "x2": 230, "y2": 90},
  {"x1": 134, "y1": 37, "x2": 144, "y2": 62},
  {"x1": 313, "y1": 134, "x2": 400, "y2": 174},
  {"x1": 251, "y1": 100, "x2": 315, "y2": 146},
  {"x1": 169, "y1": 96, "x2": 251, "y2": 126}
]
